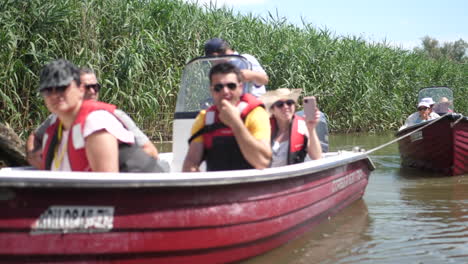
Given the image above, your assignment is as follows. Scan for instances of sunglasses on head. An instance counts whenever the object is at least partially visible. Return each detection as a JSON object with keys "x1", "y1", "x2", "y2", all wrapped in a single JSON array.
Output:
[
  {"x1": 213, "y1": 82, "x2": 237, "y2": 92},
  {"x1": 40, "y1": 85, "x2": 69, "y2": 96},
  {"x1": 273, "y1": 99, "x2": 295, "y2": 108},
  {"x1": 85, "y1": 83, "x2": 101, "y2": 92}
]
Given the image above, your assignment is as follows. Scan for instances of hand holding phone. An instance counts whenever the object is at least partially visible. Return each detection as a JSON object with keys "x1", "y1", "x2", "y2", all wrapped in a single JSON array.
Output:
[{"x1": 303, "y1": 96, "x2": 317, "y2": 122}]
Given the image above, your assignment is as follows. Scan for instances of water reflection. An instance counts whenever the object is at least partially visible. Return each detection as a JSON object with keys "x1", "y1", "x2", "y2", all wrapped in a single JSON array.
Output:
[
  {"x1": 241, "y1": 200, "x2": 372, "y2": 264},
  {"x1": 236, "y1": 132, "x2": 468, "y2": 263},
  {"x1": 395, "y1": 174, "x2": 468, "y2": 262}
]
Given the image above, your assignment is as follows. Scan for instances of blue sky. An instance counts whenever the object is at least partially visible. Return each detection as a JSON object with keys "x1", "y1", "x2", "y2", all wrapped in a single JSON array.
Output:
[{"x1": 189, "y1": 0, "x2": 467, "y2": 50}]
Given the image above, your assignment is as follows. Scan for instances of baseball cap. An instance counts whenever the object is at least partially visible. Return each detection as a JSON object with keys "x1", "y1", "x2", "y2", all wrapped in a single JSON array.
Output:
[
  {"x1": 204, "y1": 38, "x2": 230, "y2": 56},
  {"x1": 417, "y1": 101, "x2": 430, "y2": 109},
  {"x1": 39, "y1": 59, "x2": 80, "y2": 91}
]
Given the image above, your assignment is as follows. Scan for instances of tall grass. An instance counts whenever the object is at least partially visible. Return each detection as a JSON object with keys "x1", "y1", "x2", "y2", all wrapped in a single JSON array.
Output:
[{"x1": 1, "y1": 0, "x2": 466, "y2": 140}]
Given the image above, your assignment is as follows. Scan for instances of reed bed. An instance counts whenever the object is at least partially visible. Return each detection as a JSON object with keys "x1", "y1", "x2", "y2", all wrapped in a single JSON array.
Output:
[{"x1": 1, "y1": 0, "x2": 466, "y2": 141}]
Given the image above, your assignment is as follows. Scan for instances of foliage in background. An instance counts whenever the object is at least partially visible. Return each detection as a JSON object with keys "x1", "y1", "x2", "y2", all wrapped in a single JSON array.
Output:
[
  {"x1": 1, "y1": 0, "x2": 467, "y2": 141},
  {"x1": 413, "y1": 36, "x2": 467, "y2": 63}
]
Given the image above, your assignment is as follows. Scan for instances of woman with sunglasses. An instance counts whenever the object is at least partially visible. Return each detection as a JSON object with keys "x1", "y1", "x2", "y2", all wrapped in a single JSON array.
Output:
[{"x1": 260, "y1": 88, "x2": 322, "y2": 168}]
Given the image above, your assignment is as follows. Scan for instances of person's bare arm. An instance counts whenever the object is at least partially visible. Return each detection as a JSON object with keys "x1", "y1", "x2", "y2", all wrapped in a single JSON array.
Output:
[
  {"x1": 218, "y1": 100, "x2": 271, "y2": 169},
  {"x1": 85, "y1": 131, "x2": 119, "y2": 172},
  {"x1": 305, "y1": 108, "x2": 322, "y2": 160},
  {"x1": 113, "y1": 109, "x2": 159, "y2": 159},
  {"x1": 26, "y1": 115, "x2": 54, "y2": 169},
  {"x1": 142, "y1": 141, "x2": 159, "y2": 159},
  {"x1": 182, "y1": 142, "x2": 204, "y2": 172},
  {"x1": 241, "y1": 69, "x2": 269, "y2": 86},
  {"x1": 26, "y1": 133, "x2": 42, "y2": 168}
]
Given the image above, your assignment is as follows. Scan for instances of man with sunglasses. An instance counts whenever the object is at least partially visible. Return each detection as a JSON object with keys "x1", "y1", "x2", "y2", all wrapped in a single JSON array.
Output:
[
  {"x1": 204, "y1": 38, "x2": 269, "y2": 97},
  {"x1": 183, "y1": 63, "x2": 272, "y2": 172},
  {"x1": 26, "y1": 65, "x2": 160, "y2": 170}
]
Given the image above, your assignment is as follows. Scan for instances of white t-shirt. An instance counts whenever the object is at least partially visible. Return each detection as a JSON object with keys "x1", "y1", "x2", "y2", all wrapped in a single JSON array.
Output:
[
  {"x1": 231, "y1": 52, "x2": 267, "y2": 97},
  {"x1": 270, "y1": 120, "x2": 310, "y2": 168},
  {"x1": 51, "y1": 111, "x2": 134, "y2": 171},
  {"x1": 399, "y1": 111, "x2": 440, "y2": 130},
  {"x1": 241, "y1": 53, "x2": 267, "y2": 97},
  {"x1": 271, "y1": 140, "x2": 289, "y2": 168}
]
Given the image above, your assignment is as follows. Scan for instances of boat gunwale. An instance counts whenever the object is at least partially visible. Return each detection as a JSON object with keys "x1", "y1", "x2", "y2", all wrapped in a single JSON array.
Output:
[
  {"x1": 395, "y1": 113, "x2": 466, "y2": 136},
  {"x1": 0, "y1": 152, "x2": 374, "y2": 188}
]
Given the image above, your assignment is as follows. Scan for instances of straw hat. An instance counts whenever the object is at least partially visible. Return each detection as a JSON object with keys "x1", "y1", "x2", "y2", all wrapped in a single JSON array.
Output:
[
  {"x1": 259, "y1": 88, "x2": 302, "y2": 114},
  {"x1": 439, "y1": 97, "x2": 451, "y2": 103}
]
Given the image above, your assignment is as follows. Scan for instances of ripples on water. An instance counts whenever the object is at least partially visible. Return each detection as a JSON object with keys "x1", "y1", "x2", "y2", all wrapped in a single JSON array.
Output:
[{"x1": 240, "y1": 133, "x2": 468, "y2": 264}]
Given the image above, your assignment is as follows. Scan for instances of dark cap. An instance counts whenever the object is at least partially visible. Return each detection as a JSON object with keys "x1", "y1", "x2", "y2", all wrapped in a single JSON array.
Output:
[
  {"x1": 39, "y1": 59, "x2": 80, "y2": 91},
  {"x1": 204, "y1": 38, "x2": 231, "y2": 56}
]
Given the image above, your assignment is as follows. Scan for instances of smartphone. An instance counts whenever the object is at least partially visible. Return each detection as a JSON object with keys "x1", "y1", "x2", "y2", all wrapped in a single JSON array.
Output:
[{"x1": 303, "y1": 96, "x2": 317, "y2": 121}]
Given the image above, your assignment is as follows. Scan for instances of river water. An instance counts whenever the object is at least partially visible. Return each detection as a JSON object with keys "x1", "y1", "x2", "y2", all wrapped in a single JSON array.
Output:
[{"x1": 238, "y1": 132, "x2": 468, "y2": 264}]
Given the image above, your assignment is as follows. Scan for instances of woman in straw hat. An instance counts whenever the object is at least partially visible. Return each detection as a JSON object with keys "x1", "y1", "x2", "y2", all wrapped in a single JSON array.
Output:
[{"x1": 260, "y1": 88, "x2": 322, "y2": 168}]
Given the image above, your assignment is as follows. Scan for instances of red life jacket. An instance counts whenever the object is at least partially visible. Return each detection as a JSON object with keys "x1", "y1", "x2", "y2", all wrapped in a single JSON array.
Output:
[
  {"x1": 41, "y1": 100, "x2": 117, "y2": 171},
  {"x1": 189, "y1": 93, "x2": 264, "y2": 171},
  {"x1": 270, "y1": 114, "x2": 308, "y2": 165}
]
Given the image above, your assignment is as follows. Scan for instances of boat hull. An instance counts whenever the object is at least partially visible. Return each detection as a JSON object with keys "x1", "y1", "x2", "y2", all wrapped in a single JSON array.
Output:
[
  {"x1": 396, "y1": 114, "x2": 468, "y2": 176},
  {"x1": 0, "y1": 154, "x2": 373, "y2": 263}
]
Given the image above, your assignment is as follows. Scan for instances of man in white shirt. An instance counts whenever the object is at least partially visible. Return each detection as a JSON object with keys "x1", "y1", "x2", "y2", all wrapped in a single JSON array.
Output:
[{"x1": 204, "y1": 38, "x2": 269, "y2": 97}]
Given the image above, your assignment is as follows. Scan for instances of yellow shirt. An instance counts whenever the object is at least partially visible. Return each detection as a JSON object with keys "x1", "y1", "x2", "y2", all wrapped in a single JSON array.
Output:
[{"x1": 190, "y1": 106, "x2": 271, "y2": 143}]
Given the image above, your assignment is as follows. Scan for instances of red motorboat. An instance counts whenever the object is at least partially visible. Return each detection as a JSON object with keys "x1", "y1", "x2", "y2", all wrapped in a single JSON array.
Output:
[
  {"x1": 0, "y1": 56, "x2": 375, "y2": 263},
  {"x1": 396, "y1": 87, "x2": 468, "y2": 176},
  {"x1": 0, "y1": 152, "x2": 373, "y2": 263}
]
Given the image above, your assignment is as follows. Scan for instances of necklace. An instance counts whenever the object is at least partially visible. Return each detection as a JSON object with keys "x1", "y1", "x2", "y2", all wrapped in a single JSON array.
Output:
[{"x1": 52, "y1": 123, "x2": 68, "y2": 170}]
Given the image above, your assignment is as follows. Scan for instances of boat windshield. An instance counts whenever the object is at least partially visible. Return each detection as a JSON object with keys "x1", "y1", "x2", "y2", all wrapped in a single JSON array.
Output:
[
  {"x1": 175, "y1": 55, "x2": 252, "y2": 114},
  {"x1": 418, "y1": 87, "x2": 454, "y2": 114}
]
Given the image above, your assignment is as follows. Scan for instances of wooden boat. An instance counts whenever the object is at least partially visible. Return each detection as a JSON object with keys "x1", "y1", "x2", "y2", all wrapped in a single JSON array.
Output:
[
  {"x1": 396, "y1": 87, "x2": 468, "y2": 176},
  {"x1": 0, "y1": 56, "x2": 375, "y2": 263}
]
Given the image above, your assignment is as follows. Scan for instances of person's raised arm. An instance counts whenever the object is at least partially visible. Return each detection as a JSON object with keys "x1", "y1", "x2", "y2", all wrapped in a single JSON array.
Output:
[
  {"x1": 305, "y1": 108, "x2": 322, "y2": 160},
  {"x1": 240, "y1": 54, "x2": 269, "y2": 86},
  {"x1": 240, "y1": 69, "x2": 269, "y2": 86},
  {"x1": 218, "y1": 100, "x2": 271, "y2": 169}
]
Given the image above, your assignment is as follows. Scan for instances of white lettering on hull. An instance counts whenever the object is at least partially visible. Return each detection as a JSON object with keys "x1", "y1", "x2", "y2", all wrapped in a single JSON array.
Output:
[
  {"x1": 31, "y1": 206, "x2": 114, "y2": 234},
  {"x1": 410, "y1": 131, "x2": 423, "y2": 142},
  {"x1": 332, "y1": 169, "x2": 365, "y2": 193}
]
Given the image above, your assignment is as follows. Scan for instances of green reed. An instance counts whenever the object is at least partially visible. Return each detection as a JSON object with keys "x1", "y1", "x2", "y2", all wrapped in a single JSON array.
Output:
[{"x1": 1, "y1": 0, "x2": 466, "y2": 142}]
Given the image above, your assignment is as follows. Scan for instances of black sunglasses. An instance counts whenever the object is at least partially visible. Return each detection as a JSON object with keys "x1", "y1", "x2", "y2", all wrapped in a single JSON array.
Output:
[
  {"x1": 40, "y1": 85, "x2": 69, "y2": 96},
  {"x1": 85, "y1": 83, "x2": 101, "y2": 92},
  {"x1": 213, "y1": 82, "x2": 237, "y2": 92},
  {"x1": 418, "y1": 107, "x2": 429, "y2": 111},
  {"x1": 273, "y1": 99, "x2": 295, "y2": 108}
]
